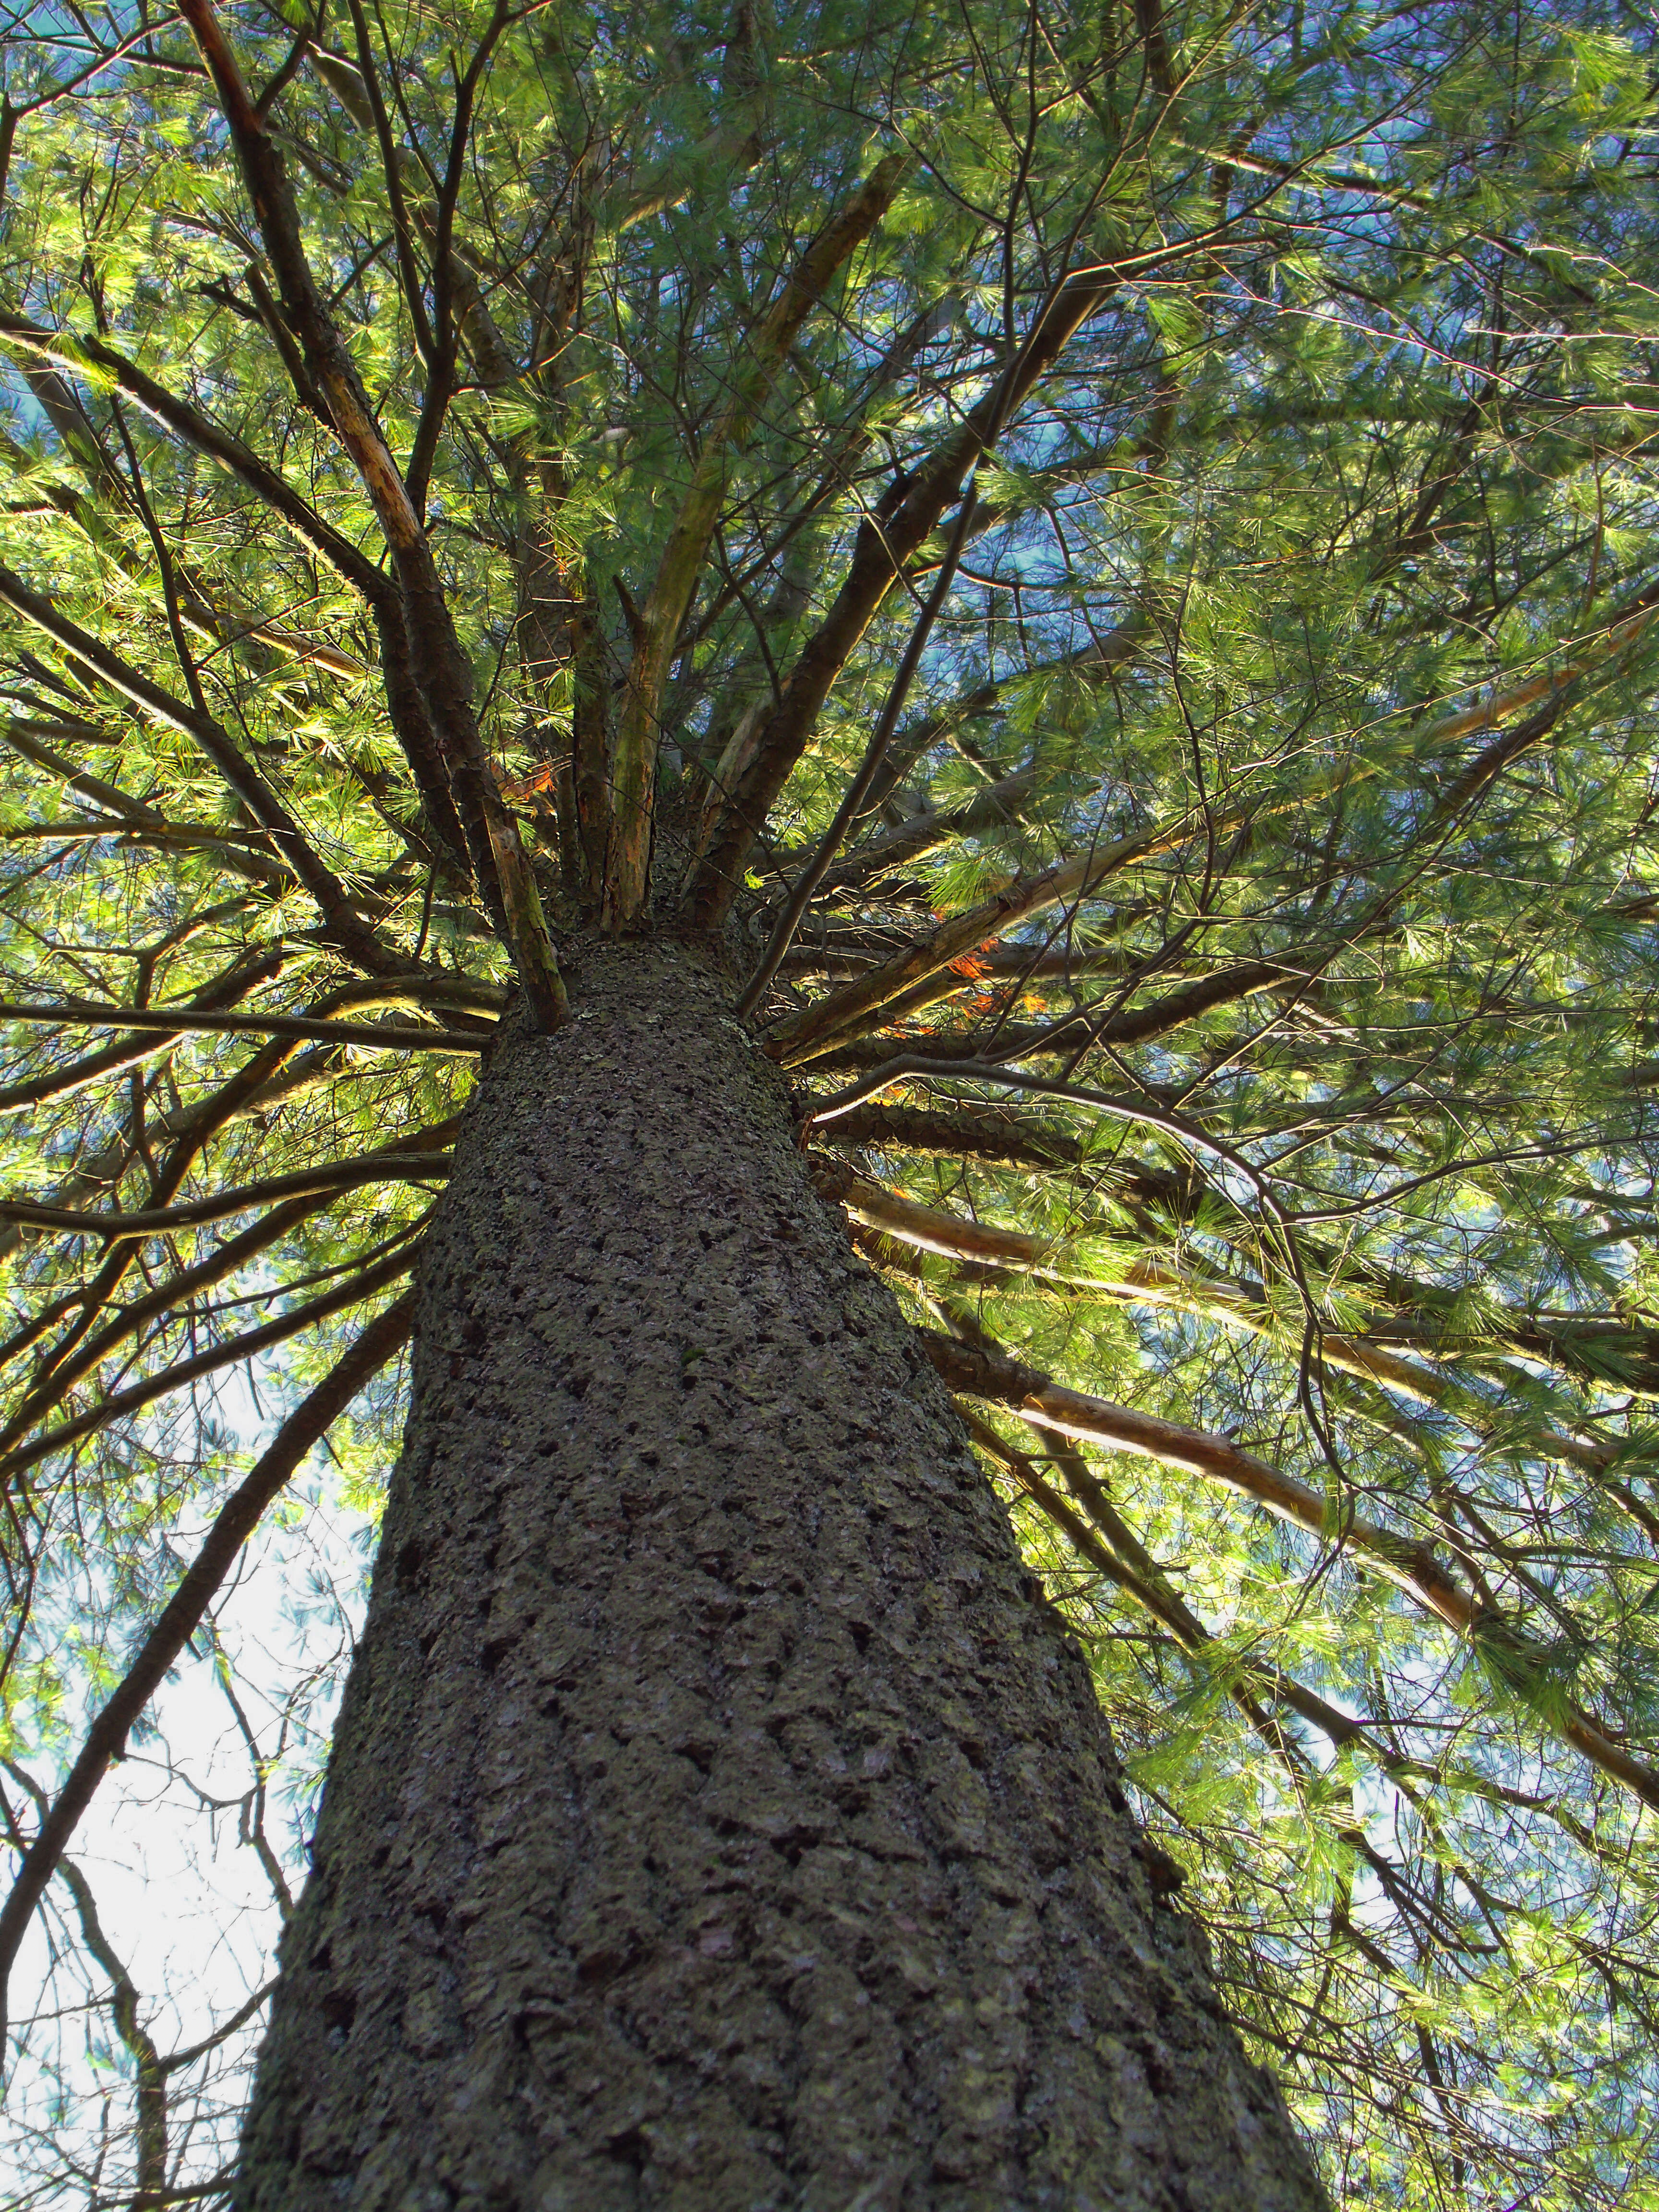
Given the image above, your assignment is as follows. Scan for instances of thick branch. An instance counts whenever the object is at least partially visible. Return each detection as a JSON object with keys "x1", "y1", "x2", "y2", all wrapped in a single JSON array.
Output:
[
  {"x1": 0, "y1": 312, "x2": 389, "y2": 601},
  {"x1": 0, "y1": 1149, "x2": 452, "y2": 1241},
  {"x1": 817, "y1": 1103, "x2": 1084, "y2": 1172},
  {"x1": 688, "y1": 265, "x2": 1129, "y2": 924},
  {"x1": 176, "y1": 0, "x2": 565, "y2": 1025},
  {"x1": 0, "y1": 945, "x2": 284, "y2": 1117},
  {"x1": 605, "y1": 151, "x2": 909, "y2": 923},
  {"x1": 924, "y1": 1330, "x2": 1659, "y2": 1813},
  {"x1": 0, "y1": 998, "x2": 486, "y2": 1056}
]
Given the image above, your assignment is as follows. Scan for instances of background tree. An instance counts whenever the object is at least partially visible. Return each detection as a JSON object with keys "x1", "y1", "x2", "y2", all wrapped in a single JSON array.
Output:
[{"x1": 0, "y1": 0, "x2": 1657, "y2": 2201}]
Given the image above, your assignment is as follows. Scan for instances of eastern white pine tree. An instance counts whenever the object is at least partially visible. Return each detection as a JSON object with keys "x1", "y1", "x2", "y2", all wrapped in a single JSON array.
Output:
[{"x1": 0, "y1": 0, "x2": 1656, "y2": 2201}]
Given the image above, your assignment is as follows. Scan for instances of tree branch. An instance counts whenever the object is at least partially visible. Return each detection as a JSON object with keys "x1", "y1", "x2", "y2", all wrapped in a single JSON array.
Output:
[
  {"x1": 604, "y1": 150, "x2": 910, "y2": 923},
  {"x1": 0, "y1": 945, "x2": 285, "y2": 1116},
  {"x1": 0, "y1": 564, "x2": 401, "y2": 978},
  {"x1": 686, "y1": 262, "x2": 1131, "y2": 924},
  {"x1": 0, "y1": 1290, "x2": 414, "y2": 2053},
  {"x1": 925, "y1": 1329, "x2": 1659, "y2": 1814},
  {"x1": 0, "y1": 1238, "x2": 422, "y2": 1496},
  {"x1": 0, "y1": 998, "x2": 486, "y2": 1056},
  {"x1": 0, "y1": 1150, "x2": 452, "y2": 1242},
  {"x1": 176, "y1": 0, "x2": 565, "y2": 1026}
]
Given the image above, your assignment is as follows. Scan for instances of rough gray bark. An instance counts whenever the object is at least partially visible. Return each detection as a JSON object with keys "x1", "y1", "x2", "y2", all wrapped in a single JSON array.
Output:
[{"x1": 236, "y1": 937, "x2": 1329, "y2": 2211}]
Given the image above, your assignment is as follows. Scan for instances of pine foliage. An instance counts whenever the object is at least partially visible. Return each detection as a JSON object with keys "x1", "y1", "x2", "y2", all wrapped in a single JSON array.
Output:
[{"x1": 1, "y1": 0, "x2": 1658, "y2": 2201}]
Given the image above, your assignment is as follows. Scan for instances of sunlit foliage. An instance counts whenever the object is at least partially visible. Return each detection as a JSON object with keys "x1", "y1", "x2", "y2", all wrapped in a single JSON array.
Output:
[{"x1": 1, "y1": 0, "x2": 1658, "y2": 2201}]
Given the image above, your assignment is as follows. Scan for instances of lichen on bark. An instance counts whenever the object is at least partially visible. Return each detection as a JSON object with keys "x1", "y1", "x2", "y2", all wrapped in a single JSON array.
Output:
[{"x1": 236, "y1": 937, "x2": 1328, "y2": 2211}]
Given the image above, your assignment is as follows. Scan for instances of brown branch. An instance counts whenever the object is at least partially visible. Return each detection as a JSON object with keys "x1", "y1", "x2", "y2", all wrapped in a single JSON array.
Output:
[
  {"x1": 768, "y1": 581, "x2": 1659, "y2": 1062},
  {"x1": 606, "y1": 150, "x2": 910, "y2": 923},
  {"x1": 0, "y1": 1236, "x2": 421, "y2": 1495},
  {"x1": 924, "y1": 1329, "x2": 1659, "y2": 1814},
  {"x1": 0, "y1": 1291, "x2": 414, "y2": 2051},
  {"x1": 176, "y1": 0, "x2": 565, "y2": 1026},
  {"x1": 0, "y1": 998, "x2": 487, "y2": 1056},
  {"x1": 828, "y1": 950, "x2": 1291, "y2": 1056},
  {"x1": 765, "y1": 806, "x2": 1257, "y2": 1066},
  {"x1": 816, "y1": 1102, "x2": 1084, "y2": 1172},
  {"x1": 0, "y1": 317, "x2": 471, "y2": 872},
  {"x1": 804, "y1": 764, "x2": 1039, "y2": 899},
  {"x1": 342, "y1": 0, "x2": 435, "y2": 366},
  {"x1": 959, "y1": 1404, "x2": 1472, "y2": 1961},
  {"x1": 0, "y1": 1030, "x2": 321, "y2": 1405},
  {"x1": 0, "y1": 945, "x2": 284, "y2": 1116},
  {"x1": 2, "y1": 716, "x2": 178, "y2": 832},
  {"x1": 962, "y1": 1402, "x2": 1366, "y2": 1754},
  {"x1": 687, "y1": 264, "x2": 1130, "y2": 925},
  {"x1": 0, "y1": 1048, "x2": 389, "y2": 1422},
  {"x1": 814, "y1": 1143, "x2": 1502, "y2": 1407},
  {"x1": 0, "y1": 312, "x2": 388, "y2": 602},
  {"x1": 0, "y1": 1150, "x2": 452, "y2": 1241},
  {"x1": 738, "y1": 453, "x2": 983, "y2": 1013}
]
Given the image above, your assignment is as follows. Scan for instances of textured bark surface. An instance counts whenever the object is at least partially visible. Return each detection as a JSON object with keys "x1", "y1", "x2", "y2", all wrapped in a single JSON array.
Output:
[{"x1": 236, "y1": 938, "x2": 1329, "y2": 2211}]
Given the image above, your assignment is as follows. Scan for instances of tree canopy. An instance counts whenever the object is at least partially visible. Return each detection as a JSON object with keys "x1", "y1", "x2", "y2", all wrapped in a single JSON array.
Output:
[{"x1": 1, "y1": 0, "x2": 1658, "y2": 2201}]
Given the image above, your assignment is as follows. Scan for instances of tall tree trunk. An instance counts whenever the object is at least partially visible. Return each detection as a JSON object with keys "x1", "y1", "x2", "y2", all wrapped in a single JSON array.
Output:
[{"x1": 236, "y1": 938, "x2": 1327, "y2": 2211}]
